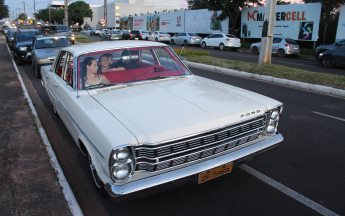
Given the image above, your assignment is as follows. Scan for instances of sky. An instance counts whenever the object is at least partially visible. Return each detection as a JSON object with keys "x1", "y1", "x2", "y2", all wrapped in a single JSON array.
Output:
[{"x1": 3, "y1": 0, "x2": 301, "y2": 20}]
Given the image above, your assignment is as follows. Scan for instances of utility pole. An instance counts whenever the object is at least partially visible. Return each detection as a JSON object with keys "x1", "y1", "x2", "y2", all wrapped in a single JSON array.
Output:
[
  {"x1": 64, "y1": 0, "x2": 68, "y2": 26},
  {"x1": 23, "y1": 2, "x2": 26, "y2": 26},
  {"x1": 48, "y1": 4, "x2": 51, "y2": 25},
  {"x1": 104, "y1": 0, "x2": 107, "y2": 28},
  {"x1": 33, "y1": 0, "x2": 37, "y2": 26},
  {"x1": 258, "y1": 0, "x2": 277, "y2": 65}
]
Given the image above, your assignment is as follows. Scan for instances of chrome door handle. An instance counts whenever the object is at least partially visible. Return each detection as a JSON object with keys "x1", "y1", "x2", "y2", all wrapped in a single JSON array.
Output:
[
  {"x1": 45, "y1": 75, "x2": 49, "y2": 78},
  {"x1": 53, "y1": 83, "x2": 59, "y2": 87}
]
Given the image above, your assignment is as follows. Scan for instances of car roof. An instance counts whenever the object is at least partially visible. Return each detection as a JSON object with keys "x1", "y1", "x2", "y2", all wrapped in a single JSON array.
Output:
[
  {"x1": 36, "y1": 34, "x2": 68, "y2": 39},
  {"x1": 18, "y1": 29, "x2": 40, "y2": 33},
  {"x1": 59, "y1": 41, "x2": 168, "y2": 56}
]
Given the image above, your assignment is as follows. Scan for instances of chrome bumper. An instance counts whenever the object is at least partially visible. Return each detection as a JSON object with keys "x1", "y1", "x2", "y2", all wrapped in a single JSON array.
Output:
[{"x1": 105, "y1": 133, "x2": 283, "y2": 202}]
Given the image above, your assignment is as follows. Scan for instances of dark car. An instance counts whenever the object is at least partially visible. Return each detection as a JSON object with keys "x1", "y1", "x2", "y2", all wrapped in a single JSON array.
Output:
[
  {"x1": 314, "y1": 39, "x2": 345, "y2": 58},
  {"x1": 50, "y1": 25, "x2": 75, "y2": 44},
  {"x1": 8, "y1": 29, "x2": 17, "y2": 50},
  {"x1": 121, "y1": 30, "x2": 132, "y2": 40},
  {"x1": 130, "y1": 30, "x2": 143, "y2": 40},
  {"x1": 31, "y1": 34, "x2": 73, "y2": 78},
  {"x1": 12, "y1": 29, "x2": 40, "y2": 65},
  {"x1": 318, "y1": 50, "x2": 345, "y2": 68},
  {"x1": 5, "y1": 28, "x2": 16, "y2": 44}
]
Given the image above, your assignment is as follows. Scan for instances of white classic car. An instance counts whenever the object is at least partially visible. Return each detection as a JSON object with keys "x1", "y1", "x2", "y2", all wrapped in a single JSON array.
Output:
[{"x1": 40, "y1": 41, "x2": 283, "y2": 202}]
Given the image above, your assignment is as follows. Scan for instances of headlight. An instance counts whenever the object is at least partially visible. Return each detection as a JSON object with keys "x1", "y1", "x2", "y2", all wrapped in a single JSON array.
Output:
[
  {"x1": 10, "y1": 37, "x2": 13, "y2": 40},
  {"x1": 71, "y1": 34, "x2": 74, "y2": 37},
  {"x1": 264, "y1": 105, "x2": 283, "y2": 135},
  {"x1": 109, "y1": 145, "x2": 134, "y2": 182},
  {"x1": 37, "y1": 58, "x2": 51, "y2": 64},
  {"x1": 19, "y1": 46, "x2": 27, "y2": 51},
  {"x1": 319, "y1": 53, "x2": 323, "y2": 57}
]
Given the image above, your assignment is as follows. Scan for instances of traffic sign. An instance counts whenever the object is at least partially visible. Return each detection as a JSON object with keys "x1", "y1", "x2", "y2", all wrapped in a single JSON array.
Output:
[{"x1": 100, "y1": 18, "x2": 106, "y2": 25}]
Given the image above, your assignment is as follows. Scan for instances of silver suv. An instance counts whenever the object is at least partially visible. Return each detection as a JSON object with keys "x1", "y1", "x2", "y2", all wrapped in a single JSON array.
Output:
[{"x1": 250, "y1": 37, "x2": 300, "y2": 57}]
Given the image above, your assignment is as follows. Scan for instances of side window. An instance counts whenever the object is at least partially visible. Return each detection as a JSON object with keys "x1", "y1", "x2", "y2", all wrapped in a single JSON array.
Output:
[
  {"x1": 216, "y1": 34, "x2": 223, "y2": 38},
  {"x1": 62, "y1": 53, "x2": 74, "y2": 86},
  {"x1": 54, "y1": 51, "x2": 67, "y2": 78},
  {"x1": 181, "y1": 33, "x2": 186, "y2": 36},
  {"x1": 176, "y1": 33, "x2": 181, "y2": 37},
  {"x1": 141, "y1": 49, "x2": 156, "y2": 65},
  {"x1": 273, "y1": 38, "x2": 282, "y2": 43},
  {"x1": 208, "y1": 34, "x2": 216, "y2": 38}
]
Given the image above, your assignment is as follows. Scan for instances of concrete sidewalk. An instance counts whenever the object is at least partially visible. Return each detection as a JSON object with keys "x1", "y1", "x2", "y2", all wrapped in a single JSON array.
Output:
[{"x1": 0, "y1": 34, "x2": 72, "y2": 215}]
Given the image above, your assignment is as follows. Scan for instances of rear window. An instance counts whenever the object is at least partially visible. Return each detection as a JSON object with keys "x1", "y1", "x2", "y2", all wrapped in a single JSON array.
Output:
[
  {"x1": 226, "y1": 34, "x2": 237, "y2": 38},
  {"x1": 36, "y1": 37, "x2": 69, "y2": 49},
  {"x1": 55, "y1": 26, "x2": 70, "y2": 31},
  {"x1": 285, "y1": 39, "x2": 298, "y2": 45},
  {"x1": 159, "y1": 32, "x2": 168, "y2": 34}
]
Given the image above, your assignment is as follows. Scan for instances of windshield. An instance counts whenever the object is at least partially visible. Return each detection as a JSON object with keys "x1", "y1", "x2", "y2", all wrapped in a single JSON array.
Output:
[
  {"x1": 35, "y1": 37, "x2": 69, "y2": 49},
  {"x1": 77, "y1": 46, "x2": 190, "y2": 90},
  {"x1": 188, "y1": 33, "x2": 199, "y2": 36},
  {"x1": 110, "y1": 30, "x2": 120, "y2": 34},
  {"x1": 17, "y1": 32, "x2": 37, "y2": 42},
  {"x1": 56, "y1": 26, "x2": 70, "y2": 31},
  {"x1": 285, "y1": 39, "x2": 298, "y2": 45}
]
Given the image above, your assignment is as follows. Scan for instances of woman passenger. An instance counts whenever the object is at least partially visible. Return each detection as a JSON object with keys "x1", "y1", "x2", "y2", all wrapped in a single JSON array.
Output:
[{"x1": 79, "y1": 57, "x2": 110, "y2": 89}]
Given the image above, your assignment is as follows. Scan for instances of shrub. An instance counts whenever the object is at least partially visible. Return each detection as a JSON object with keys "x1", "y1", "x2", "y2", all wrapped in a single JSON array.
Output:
[
  {"x1": 75, "y1": 35, "x2": 88, "y2": 39},
  {"x1": 173, "y1": 48, "x2": 209, "y2": 57}
]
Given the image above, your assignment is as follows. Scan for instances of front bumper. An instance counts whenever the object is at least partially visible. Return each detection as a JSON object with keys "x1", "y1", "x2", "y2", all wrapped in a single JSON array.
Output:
[
  {"x1": 17, "y1": 51, "x2": 32, "y2": 62},
  {"x1": 105, "y1": 133, "x2": 283, "y2": 202}
]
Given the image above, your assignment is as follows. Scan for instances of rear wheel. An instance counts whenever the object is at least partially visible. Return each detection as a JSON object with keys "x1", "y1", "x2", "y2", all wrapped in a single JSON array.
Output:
[
  {"x1": 219, "y1": 43, "x2": 225, "y2": 51},
  {"x1": 277, "y1": 49, "x2": 286, "y2": 58},
  {"x1": 321, "y1": 55, "x2": 335, "y2": 68},
  {"x1": 155, "y1": 38, "x2": 158, "y2": 42},
  {"x1": 184, "y1": 40, "x2": 188, "y2": 46},
  {"x1": 202, "y1": 42, "x2": 206, "y2": 49},
  {"x1": 252, "y1": 46, "x2": 259, "y2": 55},
  {"x1": 171, "y1": 39, "x2": 175, "y2": 45},
  {"x1": 88, "y1": 153, "x2": 106, "y2": 195}
]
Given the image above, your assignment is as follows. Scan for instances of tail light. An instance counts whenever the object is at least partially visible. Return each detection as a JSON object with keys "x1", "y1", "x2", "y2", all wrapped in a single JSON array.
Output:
[
  {"x1": 120, "y1": 34, "x2": 122, "y2": 36},
  {"x1": 140, "y1": 34, "x2": 142, "y2": 36},
  {"x1": 130, "y1": 33, "x2": 133, "y2": 37},
  {"x1": 226, "y1": 39, "x2": 231, "y2": 42},
  {"x1": 160, "y1": 35, "x2": 164, "y2": 37},
  {"x1": 284, "y1": 44, "x2": 291, "y2": 47},
  {"x1": 110, "y1": 34, "x2": 113, "y2": 37}
]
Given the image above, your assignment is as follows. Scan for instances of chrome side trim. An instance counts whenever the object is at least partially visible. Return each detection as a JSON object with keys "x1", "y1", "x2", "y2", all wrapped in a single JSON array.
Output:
[
  {"x1": 47, "y1": 85, "x2": 105, "y2": 158},
  {"x1": 105, "y1": 133, "x2": 283, "y2": 197}
]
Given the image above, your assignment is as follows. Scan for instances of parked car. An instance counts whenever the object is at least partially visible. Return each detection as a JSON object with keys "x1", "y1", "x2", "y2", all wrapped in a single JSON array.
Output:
[
  {"x1": 134, "y1": 30, "x2": 150, "y2": 40},
  {"x1": 250, "y1": 37, "x2": 300, "y2": 57},
  {"x1": 5, "y1": 28, "x2": 16, "y2": 44},
  {"x1": 50, "y1": 25, "x2": 75, "y2": 45},
  {"x1": 31, "y1": 34, "x2": 73, "y2": 78},
  {"x1": 318, "y1": 50, "x2": 345, "y2": 68},
  {"x1": 171, "y1": 32, "x2": 202, "y2": 46},
  {"x1": 201, "y1": 33, "x2": 241, "y2": 51},
  {"x1": 8, "y1": 29, "x2": 17, "y2": 50},
  {"x1": 101, "y1": 30, "x2": 122, "y2": 41},
  {"x1": 82, "y1": 28, "x2": 94, "y2": 35},
  {"x1": 314, "y1": 39, "x2": 345, "y2": 58},
  {"x1": 121, "y1": 30, "x2": 136, "y2": 40},
  {"x1": 12, "y1": 29, "x2": 40, "y2": 65},
  {"x1": 146, "y1": 31, "x2": 171, "y2": 43},
  {"x1": 40, "y1": 41, "x2": 284, "y2": 202},
  {"x1": 91, "y1": 28, "x2": 102, "y2": 36}
]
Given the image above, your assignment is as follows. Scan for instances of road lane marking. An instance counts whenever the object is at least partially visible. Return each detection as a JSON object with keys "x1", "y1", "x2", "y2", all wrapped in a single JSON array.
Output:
[
  {"x1": 312, "y1": 111, "x2": 345, "y2": 122},
  {"x1": 239, "y1": 164, "x2": 339, "y2": 216}
]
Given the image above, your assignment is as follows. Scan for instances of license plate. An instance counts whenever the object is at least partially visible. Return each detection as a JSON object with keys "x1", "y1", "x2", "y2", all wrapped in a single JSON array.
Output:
[{"x1": 198, "y1": 163, "x2": 233, "y2": 184}]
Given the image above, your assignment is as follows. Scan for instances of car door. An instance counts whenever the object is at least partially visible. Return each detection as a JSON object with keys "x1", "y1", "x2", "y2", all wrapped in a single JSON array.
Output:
[
  {"x1": 53, "y1": 52, "x2": 79, "y2": 140},
  {"x1": 272, "y1": 38, "x2": 282, "y2": 53},
  {"x1": 215, "y1": 34, "x2": 224, "y2": 47}
]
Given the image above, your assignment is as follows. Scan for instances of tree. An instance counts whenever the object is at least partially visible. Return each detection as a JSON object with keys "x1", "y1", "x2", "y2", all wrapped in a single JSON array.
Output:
[
  {"x1": 303, "y1": 0, "x2": 342, "y2": 44},
  {"x1": 276, "y1": 0, "x2": 291, "y2": 5},
  {"x1": 36, "y1": 8, "x2": 64, "y2": 24},
  {"x1": 188, "y1": 0, "x2": 209, "y2": 10},
  {"x1": 18, "y1": 13, "x2": 27, "y2": 21},
  {"x1": 0, "y1": 0, "x2": 9, "y2": 19},
  {"x1": 68, "y1": 1, "x2": 93, "y2": 26}
]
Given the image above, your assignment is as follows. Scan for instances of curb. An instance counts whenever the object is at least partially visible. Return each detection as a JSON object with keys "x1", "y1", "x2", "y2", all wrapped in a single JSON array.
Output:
[
  {"x1": 184, "y1": 61, "x2": 345, "y2": 98},
  {"x1": 5, "y1": 40, "x2": 84, "y2": 216}
]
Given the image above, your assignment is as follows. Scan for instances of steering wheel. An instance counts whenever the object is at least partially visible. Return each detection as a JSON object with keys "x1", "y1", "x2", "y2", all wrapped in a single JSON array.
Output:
[{"x1": 144, "y1": 65, "x2": 166, "y2": 74}]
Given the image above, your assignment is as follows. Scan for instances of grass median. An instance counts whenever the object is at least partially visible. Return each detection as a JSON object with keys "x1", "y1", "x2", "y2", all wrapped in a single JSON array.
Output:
[
  {"x1": 75, "y1": 38, "x2": 99, "y2": 43},
  {"x1": 186, "y1": 55, "x2": 345, "y2": 90}
]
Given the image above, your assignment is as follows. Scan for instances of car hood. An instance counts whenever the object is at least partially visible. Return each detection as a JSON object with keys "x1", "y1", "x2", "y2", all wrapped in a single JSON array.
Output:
[
  {"x1": 88, "y1": 75, "x2": 280, "y2": 144},
  {"x1": 34, "y1": 47, "x2": 61, "y2": 58},
  {"x1": 17, "y1": 41, "x2": 33, "y2": 47},
  {"x1": 322, "y1": 49, "x2": 345, "y2": 55},
  {"x1": 317, "y1": 44, "x2": 335, "y2": 50}
]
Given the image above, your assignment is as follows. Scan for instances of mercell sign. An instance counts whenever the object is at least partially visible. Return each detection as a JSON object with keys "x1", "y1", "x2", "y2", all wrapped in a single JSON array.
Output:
[{"x1": 241, "y1": 3, "x2": 322, "y2": 41}]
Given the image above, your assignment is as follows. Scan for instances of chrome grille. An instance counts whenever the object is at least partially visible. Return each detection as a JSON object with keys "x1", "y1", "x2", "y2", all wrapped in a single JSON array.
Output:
[{"x1": 134, "y1": 115, "x2": 267, "y2": 172}]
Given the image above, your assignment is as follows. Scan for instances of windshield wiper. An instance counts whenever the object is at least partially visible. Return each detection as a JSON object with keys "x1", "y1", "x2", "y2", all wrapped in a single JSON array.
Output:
[
  {"x1": 85, "y1": 83, "x2": 119, "y2": 89},
  {"x1": 144, "y1": 76, "x2": 170, "y2": 81}
]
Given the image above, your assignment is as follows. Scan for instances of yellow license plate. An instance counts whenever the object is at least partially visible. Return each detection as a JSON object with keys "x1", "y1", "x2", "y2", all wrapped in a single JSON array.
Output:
[{"x1": 198, "y1": 163, "x2": 233, "y2": 184}]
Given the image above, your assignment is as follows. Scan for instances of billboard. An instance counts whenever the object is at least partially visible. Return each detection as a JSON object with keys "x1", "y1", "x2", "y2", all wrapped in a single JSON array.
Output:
[
  {"x1": 160, "y1": 11, "x2": 185, "y2": 32},
  {"x1": 133, "y1": 16, "x2": 147, "y2": 30},
  {"x1": 241, "y1": 3, "x2": 322, "y2": 41},
  {"x1": 335, "y1": 5, "x2": 345, "y2": 42},
  {"x1": 185, "y1": 9, "x2": 229, "y2": 34},
  {"x1": 120, "y1": 17, "x2": 133, "y2": 30},
  {"x1": 147, "y1": 14, "x2": 160, "y2": 31}
]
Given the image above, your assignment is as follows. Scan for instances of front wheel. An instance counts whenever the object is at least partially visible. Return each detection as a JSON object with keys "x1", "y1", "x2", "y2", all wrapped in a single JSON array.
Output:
[
  {"x1": 201, "y1": 42, "x2": 206, "y2": 49},
  {"x1": 88, "y1": 153, "x2": 106, "y2": 195},
  {"x1": 171, "y1": 39, "x2": 175, "y2": 45},
  {"x1": 35, "y1": 64, "x2": 41, "y2": 78},
  {"x1": 321, "y1": 55, "x2": 335, "y2": 68},
  {"x1": 252, "y1": 46, "x2": 259, "y2": 55},
  {"x1": 219, "y1": 43, "x2": 225, "y2": 51},
  {"x1": 155, "y1": 38, "x2": 158, "y2": 42},
  {"x1": 277, "y1": 49, "x2": 286, "y2": 58}
]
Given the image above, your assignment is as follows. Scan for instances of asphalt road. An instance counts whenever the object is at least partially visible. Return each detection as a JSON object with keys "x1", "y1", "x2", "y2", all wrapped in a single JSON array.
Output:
[
  {"x1": 86, "y1": 34, "x2": 345, "y2": 76},
  {"x1": 18, "y1": 56, "x2": 345, "y2": 215}
]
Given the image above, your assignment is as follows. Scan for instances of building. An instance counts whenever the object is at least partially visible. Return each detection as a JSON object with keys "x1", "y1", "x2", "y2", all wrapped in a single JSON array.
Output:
[{"x1": 87, "y1": 0, "x2": 181, "y2": 29}]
